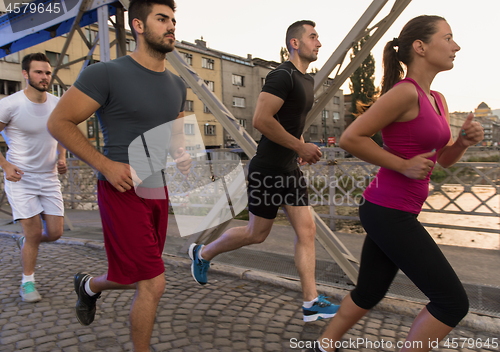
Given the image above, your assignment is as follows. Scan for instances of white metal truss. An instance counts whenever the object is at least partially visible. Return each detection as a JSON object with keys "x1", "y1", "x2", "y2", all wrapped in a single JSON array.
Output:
[
  {"x1": 166, "y1": 49, "x2": 362, "y2": 283},
  {"x1": 306, "y1": 0, "x2": 412, "y2": 129}
]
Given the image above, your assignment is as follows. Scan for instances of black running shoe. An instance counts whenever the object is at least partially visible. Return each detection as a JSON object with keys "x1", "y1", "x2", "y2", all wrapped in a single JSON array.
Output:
[
  {"x1": 306, "y1": 347, "x2": 321, "y2": 352},
  {"x1": 306, "y1": 347, "x2": 339, "y2": 352},
  {"x1": 74, "y1": 272, "x2": 101, "y2": 326}
]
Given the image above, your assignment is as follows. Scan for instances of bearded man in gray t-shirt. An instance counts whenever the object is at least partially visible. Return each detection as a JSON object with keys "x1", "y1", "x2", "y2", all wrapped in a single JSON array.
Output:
[{"x1": 48, "y1": 0, "x2": 190, "y2": 349}]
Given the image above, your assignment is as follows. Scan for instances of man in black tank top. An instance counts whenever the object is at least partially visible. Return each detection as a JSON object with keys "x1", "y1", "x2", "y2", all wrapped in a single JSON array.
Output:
[{"x1": 189, "y1": 20, "x2": 340, "y2": 322}]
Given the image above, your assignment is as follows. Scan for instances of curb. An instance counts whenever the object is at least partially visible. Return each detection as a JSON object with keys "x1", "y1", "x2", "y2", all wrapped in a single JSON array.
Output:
[{"x1": 3, "y1": 232, "x2": 500, "y2": 335}]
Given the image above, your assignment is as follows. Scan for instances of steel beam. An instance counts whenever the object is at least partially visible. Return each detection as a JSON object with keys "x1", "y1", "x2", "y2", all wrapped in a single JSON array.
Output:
[
  {"x1": 114, "y1": 5, "x2": 127, "y2": 58},
  {"x1": 48, "y1": 0, "x2": 95, "y2": 87},
  {"x1": 166, "y1": 50, "x2": 258, "y2": 158},
  {"x1": 0, "y1": 0, "x2": 125, "y2": 59},
  {"x1": 305, "y1": 0, "x2": 412, "y2": 130},
  {"x1": 312, "y1": 0, "x2": 388, "y2": 91},
  {"x1": 167, "y1": 0, "x2": 413, "y2": 284},
  {"x1": 166, "y1": 48, "x2": 360, "y2": 283},
  {"x1": 97, "y1": 4, "x2": 111, "y2": 62}
]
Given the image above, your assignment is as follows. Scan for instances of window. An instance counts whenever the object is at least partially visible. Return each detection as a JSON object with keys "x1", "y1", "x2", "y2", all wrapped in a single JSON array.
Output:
[
  {"x1": 126, "y1": 39, "x2": 136, "y2": 52},
  {"x1": 310, "y1": 125, "x2": 318, "y2": 134},
  {"x1": 0, "y1": 52, "x2": 20, "y2": 63},
  {"x1": 333, "y1": 112, "x2": 340, "y2": 120},
  {"x1": 0, "y1": 146, "x2": 7, "y2": 157},
  {"x1": 84, "y1": 28, "x2": 98, "y2": 44},
  {"x1": 232, "y1": 74, "x2": 244, "y2": 86},
  {"x1": 185, "y1": 100, "x2": 194, "y2": 112},
  {"x1": 203, "y1": 104, "x2": 211, "y2": 113},
  {"x1": 232, "y1": 97, "x2": 245, "y2": 108},
  {"x1": 204, "y1": 124, "x2": 216, "y2": 136},
  {"x1": 322, "y1": 110, "x2": 329, "y2": 119},
  {"x1": 46, "y1": 51, "x2": 69, "y2": 67},
  {"x1": 204, "y1": 80, "x2": 214, "y2": 92},
  {"x1": 334, "y1": 96, "x2": 340, "y2": 105},
  {"x1": 0, "y1": 80, "x2": 21, "y2": 95},
  {"x1": 238, "y1": 119, "x2": 246, "y2": 128},
  {"x1": 202, "y1": 57, "x2": 214, "y2": 69},
  {"x1": 184, "y1": 123, "x2": 195, "y2": 135},
  {"x1": 50, "y1": 84, "x2": 66, "y2": 97},
  {"x1": 181, "y1": 52, "x2": 192, "y2": 65}
]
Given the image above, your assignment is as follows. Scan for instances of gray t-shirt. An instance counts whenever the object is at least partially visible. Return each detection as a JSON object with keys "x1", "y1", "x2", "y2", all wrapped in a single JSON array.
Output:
[{"x1": 73, "y1": 55, "x2": 186, "y2": 182}]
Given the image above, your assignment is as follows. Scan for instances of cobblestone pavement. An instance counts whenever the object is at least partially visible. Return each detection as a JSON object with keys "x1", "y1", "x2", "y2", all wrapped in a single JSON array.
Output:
[{"x1": 0, "y1": 236, "x2": 498, "y2": 352}]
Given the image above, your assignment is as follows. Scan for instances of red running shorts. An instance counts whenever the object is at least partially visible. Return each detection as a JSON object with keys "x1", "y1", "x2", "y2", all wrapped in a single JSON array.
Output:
[{"x1": 97, "y1": 180, "x2": 169, "y2": 285}]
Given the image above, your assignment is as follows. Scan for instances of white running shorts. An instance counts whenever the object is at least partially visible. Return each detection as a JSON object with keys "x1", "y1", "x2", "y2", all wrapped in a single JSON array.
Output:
[{"x1": 4, "y1": 171, "x2": 64, "y2": 221}]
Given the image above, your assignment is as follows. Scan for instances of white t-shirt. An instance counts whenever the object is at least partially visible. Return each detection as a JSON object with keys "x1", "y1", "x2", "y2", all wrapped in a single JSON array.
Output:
[{"x1": 0, "y1": 90, "x2": 60, "y2": 173}]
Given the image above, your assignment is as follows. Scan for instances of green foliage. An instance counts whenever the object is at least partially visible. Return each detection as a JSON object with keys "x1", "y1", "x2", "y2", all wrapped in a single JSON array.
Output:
[
  {"x1": 349, "y1": 35, "x2": 377, "y2": 113},
  {"x1": 234, "y1": 209, "x2": 250, "y2": 221},
  {"x1": 465, "y1": 155, "x2": 500, "y2": 162},
  {"x1": 429, "y1": 166, "x2": 457, "y2": 184},
  {"x1": 430, "y1": 164, "x2": 488, "y2": 184},
  {"x1": 280, "y1": 47, "x2": 289, "y2": 63},
  {"x1": 349, "y1": 35, "x2": 382, "y2": 147}
]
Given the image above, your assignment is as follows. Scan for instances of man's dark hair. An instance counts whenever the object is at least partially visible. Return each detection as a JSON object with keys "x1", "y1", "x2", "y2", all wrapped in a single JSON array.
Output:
[
  {"x1": 128, "y1": 0, "x2": 176, "y2": 40},
  {"x1": 285, "y1": 20, "x2": 316, "y2": 53},
  {"x1": 21, "y1": 52, "x2": 51, "y2": 72}
]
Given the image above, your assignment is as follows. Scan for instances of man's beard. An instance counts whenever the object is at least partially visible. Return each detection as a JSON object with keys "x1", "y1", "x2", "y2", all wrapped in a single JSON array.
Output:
[
  {"x1": 28, "y1": 75, "x2": 49, "y2": 92},
  {"x1": 298, "y1": 42, "x2": 318, "y2": 63},
  {"x1": 144, "y1": 26, "x2": 175, "y2": 59}
]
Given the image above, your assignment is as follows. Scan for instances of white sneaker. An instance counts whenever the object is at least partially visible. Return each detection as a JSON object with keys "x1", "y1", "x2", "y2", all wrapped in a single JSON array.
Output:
[{"x1": 20, "y1": 281, "x2": 42, "y2": 303}]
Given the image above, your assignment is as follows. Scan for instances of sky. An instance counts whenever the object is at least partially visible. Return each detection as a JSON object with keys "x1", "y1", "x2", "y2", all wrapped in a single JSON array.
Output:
[{"x1": 169, "y1": 0, "x2": 499, "y2": 113}]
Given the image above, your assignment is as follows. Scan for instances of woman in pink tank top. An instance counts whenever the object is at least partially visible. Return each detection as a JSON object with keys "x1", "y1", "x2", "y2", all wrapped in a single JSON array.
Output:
[{"x1": 307, "y1": 15, "x2": 484, "y2": 352}]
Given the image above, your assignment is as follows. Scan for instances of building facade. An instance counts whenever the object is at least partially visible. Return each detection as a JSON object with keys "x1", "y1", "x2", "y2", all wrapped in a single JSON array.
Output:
[
  {"x1": 173, "y1": 40, "x2": 224, "y2": 149},
  {"x1": 305, "y1": 77, "x2": 344, "y2": 146},
  {"x1": 474, "y1": 102, "x2": 499, "y2": 146},
  {"x1": 1, "y1": 30, "x2": 345, "y2": 154},
  {"x1": 449, "y1": 111, "x2": 469, "y2": 142}
]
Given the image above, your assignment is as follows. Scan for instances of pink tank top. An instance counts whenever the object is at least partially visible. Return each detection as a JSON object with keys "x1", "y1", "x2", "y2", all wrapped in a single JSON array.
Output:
[{"x1": 362, "y1": 78, "x2": 451, "y2": 214}]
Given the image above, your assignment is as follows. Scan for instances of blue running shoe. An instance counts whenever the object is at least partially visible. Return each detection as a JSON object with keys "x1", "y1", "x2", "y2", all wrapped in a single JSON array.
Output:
[
  {"x1": 303, "y1": 294, "x2": 339, "y2": 322},
  {"x1": 188, "y1": 244, "x2": 210, "y2": 285}
]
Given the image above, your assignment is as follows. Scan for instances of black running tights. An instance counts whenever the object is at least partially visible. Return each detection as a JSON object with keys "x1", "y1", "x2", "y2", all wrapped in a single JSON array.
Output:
[{"x1": 350, "y1": 199, "x2": 469, "y2": 327}]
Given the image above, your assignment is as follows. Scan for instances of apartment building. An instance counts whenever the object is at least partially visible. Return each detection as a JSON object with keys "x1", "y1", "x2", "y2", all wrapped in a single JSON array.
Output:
[
  {"x1": 180, "y1": 38, "x2": 345, "y2": 148},
  {"x1": 306, "y1": 76, "x2": 344, "y2": 146},
  {"x1": 0, "y1": 27, "x2": 225, "y2": 152},
  {"x1": 173, "y1": 39, "x2": 223, "y2": 149},
  {"x1": 474, "y1": 102, "x2": 500, "y2": 146},
  {"x1": 1, "y1": 29, "x2": 344, "y2": 153}
]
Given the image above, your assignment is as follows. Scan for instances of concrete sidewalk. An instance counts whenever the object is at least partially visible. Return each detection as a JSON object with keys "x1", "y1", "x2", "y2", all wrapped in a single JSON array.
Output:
[
  {"x1": 1, "y1": 208, "x2": 499, "y2": 286},
  {"x1": 1, "y1": 236, "x2": 499, "y2": 352}
]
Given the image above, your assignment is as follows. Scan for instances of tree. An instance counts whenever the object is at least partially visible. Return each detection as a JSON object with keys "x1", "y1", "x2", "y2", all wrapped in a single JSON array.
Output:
[
  {"x1": 349, "y1": 35, "x2": 382, "y2": 146},
  {"x1": 280, "y1": 47, "x2": 289, "y2": 63}
]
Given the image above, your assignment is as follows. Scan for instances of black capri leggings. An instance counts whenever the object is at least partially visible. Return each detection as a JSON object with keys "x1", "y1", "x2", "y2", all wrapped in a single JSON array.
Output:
[{"x1": 351, "y1": 199, "x2": 469, "y2": 327}]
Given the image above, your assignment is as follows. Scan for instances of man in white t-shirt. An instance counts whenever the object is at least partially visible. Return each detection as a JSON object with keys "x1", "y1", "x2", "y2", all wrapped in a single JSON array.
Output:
[{"x1": 0, "y1": 53, "x2": 67, "y2": 302}]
